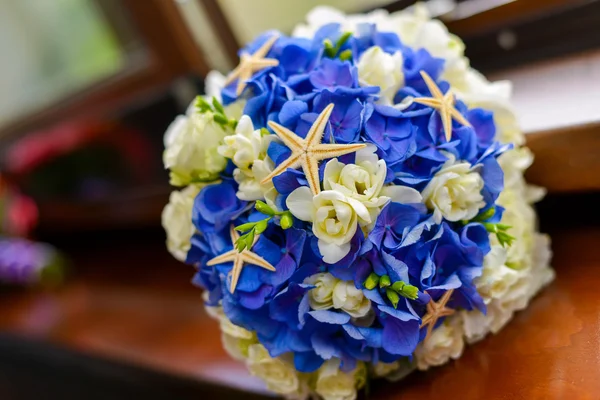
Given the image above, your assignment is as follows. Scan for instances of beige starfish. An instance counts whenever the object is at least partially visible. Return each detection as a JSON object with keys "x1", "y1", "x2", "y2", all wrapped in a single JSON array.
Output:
[
  {"x1": 224, "y1": 34, "x2": 280, "y2": 96},
  {"x1": 420, "y1": 289, "x2": 455, "y2": 340},
  {"x1": 261, "y1": 104, "x2": 367, "y2": 195},
  {"x1": 413, "y1": 71, "x2": 471, "y2": 142},
  {"x1": 206, "y1": 225, "x2": 275, "y2": 293}
]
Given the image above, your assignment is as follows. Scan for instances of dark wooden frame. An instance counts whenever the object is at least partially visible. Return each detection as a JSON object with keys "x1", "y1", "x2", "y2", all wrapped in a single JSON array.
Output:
[{"x1": 0, "y1": 0, "x2": 209, "y2": 143}]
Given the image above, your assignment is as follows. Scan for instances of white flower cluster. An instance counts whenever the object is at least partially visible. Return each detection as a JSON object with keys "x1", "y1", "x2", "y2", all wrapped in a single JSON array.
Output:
[
  {"x1": 205, "y1": 303, "x2": 366, "y2": 400},
  {"x1": 161, "y1": 74, "x2": 246, "y2": 261}
]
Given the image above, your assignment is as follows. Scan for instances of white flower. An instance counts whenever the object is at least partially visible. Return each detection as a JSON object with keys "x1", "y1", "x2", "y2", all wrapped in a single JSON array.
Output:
[
  {"x1": 323, "y1": 146, "x2": 422, "y2": 230},
  {"x1": 305, "y1": 273, "x2": 371, "y2": 318},
  {"x1": 161, "y1": 185, "x2": 202, "y2": 261},
  {"x1": 422, "y1": 154, "x2": 485, "y2": 224},
  {"x1": 205, "y1": 70, "x2": 226, "y2": 101},
  {"x1": 414, "y1": 318, "x2": 464, "y2": 370},
  {"x1": 356, "y1": 46, "x2": 404, "y2": 105},
  {"x1": 476, "y1": 245, "x2": 520, "y2": 304},
  {"x1": 332, "y1": 280, "x2": 371, "y2": 318},
  {"x1": 496, "y1": 188, "x2": 537, "y2": 268},
  {"x1": 218, "y1": 115, "x2": 278, "y2": 205},
  {"x1": 315, "y1": 360, "x2": 364, "y2": 400},
  {"x1": 287, "y1": 188, "x2": 367, "y2": 263},
  {"x1": 246, "y1": 344, "x2": 307, "y2": 398},
  {"x1": 305, "y1": 272, "x2": 337, "y2": 310},
  {"x1": 163, "y1": 102, "x2": 229, "y2": 186}
]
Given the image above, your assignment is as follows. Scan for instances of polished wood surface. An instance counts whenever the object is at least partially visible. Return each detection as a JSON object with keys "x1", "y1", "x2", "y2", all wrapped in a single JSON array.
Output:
[{"x1": 1, "y1": 227, "x2": 599, "y2": 399}]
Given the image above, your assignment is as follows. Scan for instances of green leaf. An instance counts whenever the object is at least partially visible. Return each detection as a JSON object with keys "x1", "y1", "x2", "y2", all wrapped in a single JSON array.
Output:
[
  {"x1": 363, "y1": 273, "x2": 380, "y2": 290},
  {"x1": 212, "y1": 97, "x2": 225, "y2": 114},
  {"x1": 386, "y1": 289, "x2": 400, "y2": 309},
  {"x1": 235, "y1": 222, "x2": 256, "y2": 233},
  {"x1": 379, "y1": 275, "x2": 391, "y2": 289},
  {"x1": 335, "y1": 32, "x2": 352, "y2": 51},
  {"x1": 280, "y1": 213, "x2": 294, "y2": 229},
  {"x1": 255, "y1": 200, "x2": 275, "y2": 216},
  {"x1": 236, "y1": 238, "x2": 247, "y2": 252},
  {"x1": 323, "y1": 39, "x2": 336, "y2": 58},
  {"x1": 245, "y1": 230, "x2": 256, "y2": 248},
  {"x1": 255, "y1": 219, "x2": 269, "y2": 234},
  {"x1": 195, "y1": 96, "x2": 211, "y2": 112},
  {"x1": 213, "y1": 113, "x2": 229, "y2": 126}
]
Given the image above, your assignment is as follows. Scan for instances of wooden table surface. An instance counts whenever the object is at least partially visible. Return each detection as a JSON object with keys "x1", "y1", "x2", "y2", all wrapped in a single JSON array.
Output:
[{"x1": 0, "y1": 226, "x2": 599, "y2": 399}]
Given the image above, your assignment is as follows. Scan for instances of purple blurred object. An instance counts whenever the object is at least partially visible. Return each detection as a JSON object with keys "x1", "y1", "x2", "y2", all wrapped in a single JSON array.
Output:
[{"x1": 0, "y1": 236, "x2": 63, "y2": 286}]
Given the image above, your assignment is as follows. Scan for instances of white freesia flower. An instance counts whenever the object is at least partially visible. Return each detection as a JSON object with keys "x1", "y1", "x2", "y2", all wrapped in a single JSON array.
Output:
[
  {"x1": 461, "y1": 233, "x2": 554, "y2": 344},
  {"x1": 357, "y1": 46, "x2": 404, "y2": 105},
  {"x1": 422, "y1": 154, "x2": 485, "y2": 224},
  {"x1": 163, "y1": 101, "x2": 229, "y2": 186},
  {"x1": 305, "y1": 273, "x2": 371, "y2": 318},
  {"x1": 218, "y1": 115, "x2": 279, "y2": 205},
  {"x1": 246, "y1": 344, "x2": 308, "y2": 398},
  {"x1": 305, "y1": 272, "x2": 337, "y2": 310},
  {"x1": 315, "y1": 359, "x2": 364, "y2": 400},
  {"x1": 287, "y1": 188, "x2": 369, "y2": 263},
  {"x1": 414, "y1": 318, "x2": 464, "y2": 370},
  {"x1": 332, "y1": 280, "x2": 371, "y2": 318},
  {"x1": 323, "y1": 146, "x2": 422, "y2": 230},
  {"x1": 161, "y1": 185, "x2": 202, "y2": 261},
  {"x1": 476, "y1": 245, "x2": 520, "y2": 304}
]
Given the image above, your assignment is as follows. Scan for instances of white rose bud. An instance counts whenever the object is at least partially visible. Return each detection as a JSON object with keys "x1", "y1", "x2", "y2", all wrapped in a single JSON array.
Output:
[
  {"x1": 315, "y1": 359, "x2": 364, "y2": 400},
  {"x1": 305, "y1": 273, "x2": 337, "y2": 310},
  {"x1": 422, "y1": 154, "x2": 485, "y2": 224},
  {"x1": 246, "y1": 344, "x2": 307, "y2": 398},
  {"x1": 357, "y1": 46, "x2": 404, "y2": 105},
  {"x1": 332, "y1": 280, "x2": 371, "y2": 318},
  {"x1": 414, "y1": 318, "x2": 465, "y2": 370},
  {"x1": 163, "y1": 105, "x2": 228, "y2": 186},
  {"x1": 161, "y1": 185, "x2": 202, "y2": 261}
]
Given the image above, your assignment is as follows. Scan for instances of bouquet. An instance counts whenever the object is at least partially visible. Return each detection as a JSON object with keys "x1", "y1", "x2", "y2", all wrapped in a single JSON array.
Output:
[{"x1": 162, "y1": 5, "x2": 554, "y2": 399}]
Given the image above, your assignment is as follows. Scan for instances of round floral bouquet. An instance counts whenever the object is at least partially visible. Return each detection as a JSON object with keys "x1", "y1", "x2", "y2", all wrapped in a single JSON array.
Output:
[{"x1": 162, "y1": 5, "x2": 554, "y2": 399}]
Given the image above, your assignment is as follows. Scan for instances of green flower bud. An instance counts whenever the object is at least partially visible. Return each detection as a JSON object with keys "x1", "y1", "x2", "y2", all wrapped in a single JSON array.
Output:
[
  {"x1": 379, "y1": 275, "x2": 391, "y2": 289},
  {"x1": 363, "y1": 273, "x2": 380, "y2": 290},
  {"x1": 280, "y1": 213, "x2": 294, "y2": 229},
  {"x1": 255, "y1": 200, "x2": 275, "y2": 216},
  {"x1": 386, "y1": 289, "x2": 400, "y2": 309}
]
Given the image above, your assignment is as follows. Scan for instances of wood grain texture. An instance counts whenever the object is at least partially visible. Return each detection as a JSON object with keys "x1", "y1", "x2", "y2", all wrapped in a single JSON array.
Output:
[{"x1": 1, "y1": 227, "x2": 599, "y2": 398}]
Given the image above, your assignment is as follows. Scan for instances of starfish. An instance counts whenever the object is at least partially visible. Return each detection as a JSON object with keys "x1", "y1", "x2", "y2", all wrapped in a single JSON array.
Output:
[
  {"x1": 224, "y1": 34, "x2": 280, "y2": 96},
  {"x1": 420, "y1": 289, "x2": 456, "y2": 340},
  {"x1": 261, "y1": 103, "x2": 367, "y2": 195},
  {"x1": 413, "y1": 71, "x2": 471, "y2": 142},
  {"x1": 206, "y1": 225, "x2": 275, "y2": 293}
]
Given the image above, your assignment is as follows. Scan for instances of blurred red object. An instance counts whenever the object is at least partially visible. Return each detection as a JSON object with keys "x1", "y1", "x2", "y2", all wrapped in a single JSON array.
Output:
[
  {"x1": 0, "y1": 175, "x2": 39, "y2": 237},
  {"x1": 5, "y1": 119, "x2": 153, "y2": 183}
]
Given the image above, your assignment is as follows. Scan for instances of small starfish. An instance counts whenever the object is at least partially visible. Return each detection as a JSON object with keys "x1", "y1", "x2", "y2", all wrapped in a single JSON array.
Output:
[
  {"x1": 420, "y1": 289, "x2": 455, "y2": 340},
  {"x1": 224, "y1": 34, "x2": 280, "y2": 96},
  {"x1": 413, "y1": 71, "x2": 471, "y2": 142},
  {"x1": 206, "y1": 225, "x2": 275, "y2": 293},
  {"x1": 261, "y1": 104, "x2": 367, "y2": 195}
]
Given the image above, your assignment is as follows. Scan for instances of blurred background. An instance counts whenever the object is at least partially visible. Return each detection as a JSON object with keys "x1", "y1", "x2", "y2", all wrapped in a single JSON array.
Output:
[{"x1": 0, "y1": 1, "x2": 598, "y2": 399}]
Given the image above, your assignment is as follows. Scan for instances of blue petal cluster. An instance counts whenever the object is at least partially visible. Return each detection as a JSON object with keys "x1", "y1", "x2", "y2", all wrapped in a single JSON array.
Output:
[{"x1": 188, "y1": 23, "x2": 509, "y2": 371}]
